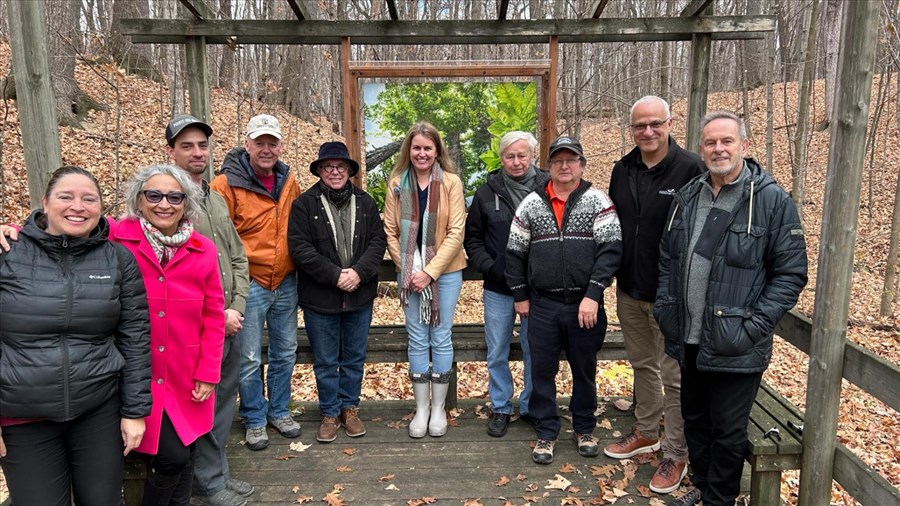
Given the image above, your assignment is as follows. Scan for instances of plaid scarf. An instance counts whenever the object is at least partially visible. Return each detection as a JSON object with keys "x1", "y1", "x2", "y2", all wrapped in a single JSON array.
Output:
[
  {"x1": 398, "y1": 164, "x2": 443, "y2": 325},
  {"x1": 140, "y1": 216, "x2": 193, "y2": 267}
]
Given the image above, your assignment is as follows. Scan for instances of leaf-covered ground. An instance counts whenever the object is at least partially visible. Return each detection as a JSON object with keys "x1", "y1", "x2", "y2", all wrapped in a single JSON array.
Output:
[{"x1": 1, "y1": 43, "x2": 897, "y2": 504}]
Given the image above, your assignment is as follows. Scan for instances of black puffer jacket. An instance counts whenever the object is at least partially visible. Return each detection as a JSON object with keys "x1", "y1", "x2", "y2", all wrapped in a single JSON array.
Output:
[
  {"x1": 653, "y1": 159, "x2": 808, "y2": 373},
  {"x1": 0, "y1": 211, "x2": 152, "y2": 421},
  {"x1": 464, "y1": 167, "x2": 550, "y2": 295},
  {"x1": 287, "y1": 183, "x2": 387, "y2": 313}
]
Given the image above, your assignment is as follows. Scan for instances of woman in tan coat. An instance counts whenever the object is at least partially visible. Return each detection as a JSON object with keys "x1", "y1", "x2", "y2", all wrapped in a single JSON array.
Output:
[{"x1": 384, "y1": 122, "x2": 467, "y2": 439}]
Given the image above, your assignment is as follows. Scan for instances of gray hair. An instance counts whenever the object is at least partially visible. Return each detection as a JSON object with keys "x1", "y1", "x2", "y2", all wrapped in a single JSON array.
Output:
[
  {"x1": 630, "y1": 95, "x2": 671, "y2": 119},
  {"x1": 498, "y1": 131, "x2": 538, "y2": 156},
  {"x1": 699, "y1": 111, "x2": 748, "y2": 141},
  {"x1": 124, "y1": 164, "x2": 203, "y2": 224}
]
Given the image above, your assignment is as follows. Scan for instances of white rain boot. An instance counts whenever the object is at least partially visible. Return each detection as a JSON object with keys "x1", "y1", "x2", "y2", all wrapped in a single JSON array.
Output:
[
  {"x1": 409, "y1": 375, "x2": 431, "y2": 438},
  {"x1": 428, "y1": 373, "x2": 451, "y2": 437}
]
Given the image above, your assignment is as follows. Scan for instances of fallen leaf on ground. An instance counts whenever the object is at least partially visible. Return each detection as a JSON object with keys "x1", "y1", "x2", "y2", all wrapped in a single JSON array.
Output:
[
  {"x1": 559, "y1": 463, "x2": 577, "y2": 473},
  {"x1": 597, "y1": 418, "x2": 613, "y2": 430},
  {"x1": 590, "y1": 464, "x2": 618, "y2": 477},
  {"x1": 323, "y1": 492, "x2": 344, "y2": 506},
  {"x1": 463, "y1": 499, "x2": 483, "y2": 506},
  {"x1": 342, "y1": 447, "x2": 357, "y2": 456},
  {"x1": 336, "y1": 465, "x2": 352, "y2": 472},
  {"x1": 515, "y1": 474, "x2": 527, "y2": 481},
  {"x1": 636, "y1": 484, "x2": 652, "y2": 497},
  {"x1": 496, "y1": 475, "x2": 511, "y2": 486},
  {"x1": 545, "y1": 474, "x2": 572, "y2": 491},
  {"x1": 276, "y1": 454, "x2": 299, "y2": 460},
  {"x1": 385, "y1": 484, "x2": 399, "y2": 491},
  {"x1": 379, "y1": 474, "x2": 395, "y2": 482},
  {"x1": 525, "y1": 482, "x2": 538, "y2": 492},
  {"x1": 561, "y1": 496, "x2": 584, "y2": 505},
  {"x1": 289, "y1": 441, "x2": 311, "y2": 452},
  {"x1": 294, "y1": 496, "x2": 313, "y2": 504},
  {"x1": 613, "y1": 398, "x2": 633, "y2": 411},
  {"x1": 292, "y1": 485, "x2": 300, "y2": 493}
]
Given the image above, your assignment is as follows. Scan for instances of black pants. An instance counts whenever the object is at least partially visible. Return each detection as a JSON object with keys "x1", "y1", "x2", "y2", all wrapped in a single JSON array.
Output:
[
  {"x1": 528, "y1": 293, "x2": 606, "y2": 440},
  {"x1": 681, "y1": 344, "x2": 762, "y2": 506},
  {"x1": 0, "y1": 399, "x2": 124, "y2": 506},
  {"x1": 143, "y1": 413, "x2": 194, "y2": 506}
]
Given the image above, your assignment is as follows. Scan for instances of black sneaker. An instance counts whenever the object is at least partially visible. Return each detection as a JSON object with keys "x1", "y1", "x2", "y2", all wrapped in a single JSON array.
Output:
[
  {"x1": 667, "y1": 488, "x2": 702, "y2": 506},
  {"x1": 487, "y1": 413, "x2": 510, "y2": 437},
  {"x1": 532, "y1": 439, "x2": 555, "y2": 465},
  {"x1": 517, "y1": 413, "x2": 536, "y2": 427}
]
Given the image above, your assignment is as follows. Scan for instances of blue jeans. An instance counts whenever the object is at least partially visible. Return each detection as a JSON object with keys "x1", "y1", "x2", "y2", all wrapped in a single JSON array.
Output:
[
  {"x1": 303, "y1": 305, "x2": 373, "y2": 418},
  {"x1": 402, "y1": 270, "x2": 463, "y2": 374},
  {"x1": 483, "y1": 289, "x2": 532, "y2": 415},
  {"x1": 237, "y1": 275, "x2": 298, "y2": 428}
]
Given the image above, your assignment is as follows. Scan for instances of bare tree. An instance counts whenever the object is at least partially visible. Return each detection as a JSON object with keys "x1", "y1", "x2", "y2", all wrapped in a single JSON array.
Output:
[{"x1": 792, "y1": 0, "x2": 821, "y2": 212}]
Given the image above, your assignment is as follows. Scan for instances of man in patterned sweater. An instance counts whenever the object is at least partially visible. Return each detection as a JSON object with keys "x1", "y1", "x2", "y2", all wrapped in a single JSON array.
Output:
[{"x1": 506, "y1": 136, "x2": 623, "y2": 465}]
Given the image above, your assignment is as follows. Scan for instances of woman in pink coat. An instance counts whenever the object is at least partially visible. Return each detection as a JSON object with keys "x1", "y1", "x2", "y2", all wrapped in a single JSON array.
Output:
[{"x1": 110, "y1": 164, "x2": 225, "y2": 505}]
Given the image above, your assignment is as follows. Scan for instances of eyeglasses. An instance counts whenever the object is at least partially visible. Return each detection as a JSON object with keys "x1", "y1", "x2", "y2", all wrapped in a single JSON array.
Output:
[
  {"x1": 141, "y1": 190, "x2": 186, "y2": 205},
  {"x1": 631, "y1": 118, "x2": 670, "y2": 131},
  {"x1": 549, "y1": 158, "x2": 582, "y2": 168},
  {"x1": 319, "y1": 164, "x2": 348, "y2": 174}
]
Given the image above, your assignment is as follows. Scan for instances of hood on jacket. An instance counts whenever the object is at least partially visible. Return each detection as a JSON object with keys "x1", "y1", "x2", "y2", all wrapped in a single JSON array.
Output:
[
  {"x1": 219, "y1": 146, "x2": 292, "y2": 200},
  {"x1": 21, "y1": 208, "x2": 109, "y2": 256}
]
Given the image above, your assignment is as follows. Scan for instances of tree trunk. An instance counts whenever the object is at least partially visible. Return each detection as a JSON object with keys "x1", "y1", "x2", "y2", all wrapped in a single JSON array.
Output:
[
  {"x1": 881, "y1": 169, "x2": 900, "y2": 317},
  {"x1": 792, "y1": 0, "x2": 821, "y2": 212},
  {"x1": 109, "y1": 0, "x2": 162, "y2": 81},
  {"x1": 821, "y1": 0, "x2": 843, "y2": 123}
]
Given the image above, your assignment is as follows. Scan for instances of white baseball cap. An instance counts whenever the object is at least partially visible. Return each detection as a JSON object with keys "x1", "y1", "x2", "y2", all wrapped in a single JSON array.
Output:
[{"x1": 246, "y1": 114, "x2": 282, "y2": 140}]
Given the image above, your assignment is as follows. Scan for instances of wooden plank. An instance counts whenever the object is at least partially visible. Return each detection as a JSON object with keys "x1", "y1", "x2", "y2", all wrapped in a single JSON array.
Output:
[
  {"x1": 120, "y1": 17, "x2": 776, "y2": 45},
  {"x1": 752, "y1": 387, "x2": 803, "y2": 456},
  {"x1": 680, "y1": 0, "x2": 715, "y2": 17},
  {"x1": 685, "y1": 31, "x2": 710, "y2": 151},
  {"x1": 799, "y1": 3, "x2": 879, "y2": 504},
  {"x1": 749, "y1": 470, "x2": 783, "y2": 506},
  {"x1": 540, "y1": 35, "x2": 559, "y2": 164},
  {"x1": 588, "y1": 0, "x2": 612, "y2": 18},
  {"x1": 833, "y1": 444, "x2": 900, "y2": 505},
  {"x1": 498, "y1": 0, "x2": 510, "y2": 20},
  {"x1": 184, "y1": 35, "x2": 214, "y2": 180},
  {"x1": 284, "y1": 0, "x2": 309, "y2": 20},
  {"x1": 385, "y1": 0, "x2": 398, "y2": 20},
  {"x1": 349, "y1": 63, "x2": 549, "y2": 78},
  {"x1": 178, "y1": 0, "x2": 211, "y2": 20}
]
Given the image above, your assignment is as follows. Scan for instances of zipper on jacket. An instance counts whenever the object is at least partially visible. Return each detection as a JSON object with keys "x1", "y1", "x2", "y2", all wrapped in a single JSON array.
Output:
[{"x1": 61, "y1": 242, "x2": 73, "y2": 420}]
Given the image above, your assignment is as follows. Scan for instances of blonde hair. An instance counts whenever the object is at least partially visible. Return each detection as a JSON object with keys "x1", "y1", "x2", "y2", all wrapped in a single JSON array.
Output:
[{"x1": 389, "y1": 121, "x2": 456, "y2": 182}]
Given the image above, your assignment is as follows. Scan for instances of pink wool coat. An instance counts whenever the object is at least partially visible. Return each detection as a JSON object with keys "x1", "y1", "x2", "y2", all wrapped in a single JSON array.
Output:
[{"x1": 110, "y1": 218, "x2": 225, "y2": 454}]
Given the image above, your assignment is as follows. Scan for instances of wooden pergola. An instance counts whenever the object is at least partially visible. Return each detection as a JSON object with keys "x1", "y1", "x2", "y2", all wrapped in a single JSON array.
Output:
[{"x1": 117, "y1": 0, "x2": 774, "y2": 172}]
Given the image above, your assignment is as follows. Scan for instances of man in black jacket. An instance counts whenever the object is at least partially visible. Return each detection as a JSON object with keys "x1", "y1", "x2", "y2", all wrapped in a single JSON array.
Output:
[
  {"x1": 506, "y1": 136, "x2": 622, "y2": 465},
  {"x1": 654, "y1": 112, "x2": 807, "y2": 506},
  {"x1": 605, "y1": 96, "x2": 703, "y2": 495},
  {"x1": 465, "y1": 131, "x2": 549, "y2": 437},
  {"x1": 287, "y1": 141, "x2": 387, "y2": 444}
]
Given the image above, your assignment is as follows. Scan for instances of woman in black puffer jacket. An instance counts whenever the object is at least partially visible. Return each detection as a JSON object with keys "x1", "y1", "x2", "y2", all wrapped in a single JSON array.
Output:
[{"x1": 0, "y1": 166, "x2": 152, "y2": 506}]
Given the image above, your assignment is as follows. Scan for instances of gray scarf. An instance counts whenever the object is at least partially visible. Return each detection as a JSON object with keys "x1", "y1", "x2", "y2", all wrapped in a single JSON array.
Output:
[{"x1": 502, "y1": 164, "x2": 537, "y2": 209}]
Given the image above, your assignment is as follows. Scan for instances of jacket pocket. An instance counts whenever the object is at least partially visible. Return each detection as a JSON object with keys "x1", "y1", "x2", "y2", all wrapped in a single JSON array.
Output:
[
  {"x1": 653, "y1": 295, "x2": 681, "y2": 343},
  {"x1": 708, "y1": 304, "x2": 755, "y2": 356},
  {"x1": 725, "y1": 224, "x2": 766, "y2": 268}
]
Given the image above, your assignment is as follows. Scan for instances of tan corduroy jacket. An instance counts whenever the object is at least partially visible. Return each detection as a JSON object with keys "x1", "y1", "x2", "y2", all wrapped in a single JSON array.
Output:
[{"x1": 384, "y1": 170, "x2": 467, "y2": 280}]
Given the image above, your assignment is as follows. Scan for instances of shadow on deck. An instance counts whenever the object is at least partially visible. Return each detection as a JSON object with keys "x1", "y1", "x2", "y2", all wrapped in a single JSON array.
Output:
[{"x1": 226, "y1": 398, "x2": 715, "y2": 505}]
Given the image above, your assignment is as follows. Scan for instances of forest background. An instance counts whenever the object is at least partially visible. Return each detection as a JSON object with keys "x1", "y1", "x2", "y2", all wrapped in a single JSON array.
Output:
[{"x1": 0, "y1": 0, "x2": 898, "y2": 504}]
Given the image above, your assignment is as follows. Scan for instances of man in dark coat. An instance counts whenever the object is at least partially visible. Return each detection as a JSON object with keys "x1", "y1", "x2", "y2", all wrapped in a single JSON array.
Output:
[
  {"x1": 654, "y1": 112, "x2": 808, "y2": 506},
  {"x1": 287, "y1": 141, "x2": 387, "y2": 444}
]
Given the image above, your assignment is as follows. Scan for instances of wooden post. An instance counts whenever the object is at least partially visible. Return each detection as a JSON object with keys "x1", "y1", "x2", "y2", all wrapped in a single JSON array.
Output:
[
  {"x1": 540, "y1": 35, "x2": 559, "y2": 165},
  {"x1": 7, "y1": 0, "x2": 63, "y2": 208},
  {"x1": 798, "y1": 3, "x2": 879, "y2": 505},
  {"x1": 183, "y1": 0, "x2": 213, "y2": 179},
  {"x1": 341, "y1": 37, "x2": 362, "y2": 187},
  {"x1": 185, "y1": 37, "x2": 213, "y2": 178},
  {"x1": 685, "y1": 32, "x2": 710, "y2": 151}
]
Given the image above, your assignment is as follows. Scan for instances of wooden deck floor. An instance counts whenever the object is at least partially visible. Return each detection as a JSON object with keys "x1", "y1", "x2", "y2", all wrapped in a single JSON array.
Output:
[{"x1": 226, "y1": 398, "x2": 702, "y2": 505}]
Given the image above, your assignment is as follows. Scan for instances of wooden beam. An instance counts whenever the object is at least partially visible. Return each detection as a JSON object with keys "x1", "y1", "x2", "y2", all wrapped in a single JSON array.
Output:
[
  {"x1": 684, "y1": 32, "x2": 711, "y2": 151},
  {"x1": 834, "y1": 445, "x2": 900, "y2": 505},
  {"x1": 539, "y1": 36, "x2": 559, "y2": 165},
  {"x1": 348, "y1": 63, "x2": 549, "y2": 78},
  {"x1": 120, "y1": 16, "x2": 775, "y2": 45},
  {"x1": 341, "y1": 37, "x2": 362, "y2": 187},
  {"x1": 588, "y1": 0, "x2": 612, "y2": 18},
  {"x1": 7, "y1": 0, "x2": 62, "y2": 208},
  {"x1": 680, "y1": 0, "x2": 715, "y2": 17},
  {"x1": 185, "y1": 36, "x2": 213, "y2": 179},
  {"x1": 498, "y1": 0, "x2": 509, "y2": 20},
  {"x1": 385, "y1": 0, "x2": 398, "y2": 20},
  {"x1": 285, "y1": 0, "x2": 309, "y2": 20},
  {"x1": 798, "y1": 2, "x2": 879, "y2": 505},
  {"x1": 178, "y1": 0, "x2": 211, "y2": 20}
]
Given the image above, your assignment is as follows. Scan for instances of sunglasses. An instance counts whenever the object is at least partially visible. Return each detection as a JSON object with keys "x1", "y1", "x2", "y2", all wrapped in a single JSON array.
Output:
[{"x1": 141, "y1": 190, "x2": 186, "y2": 205}]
